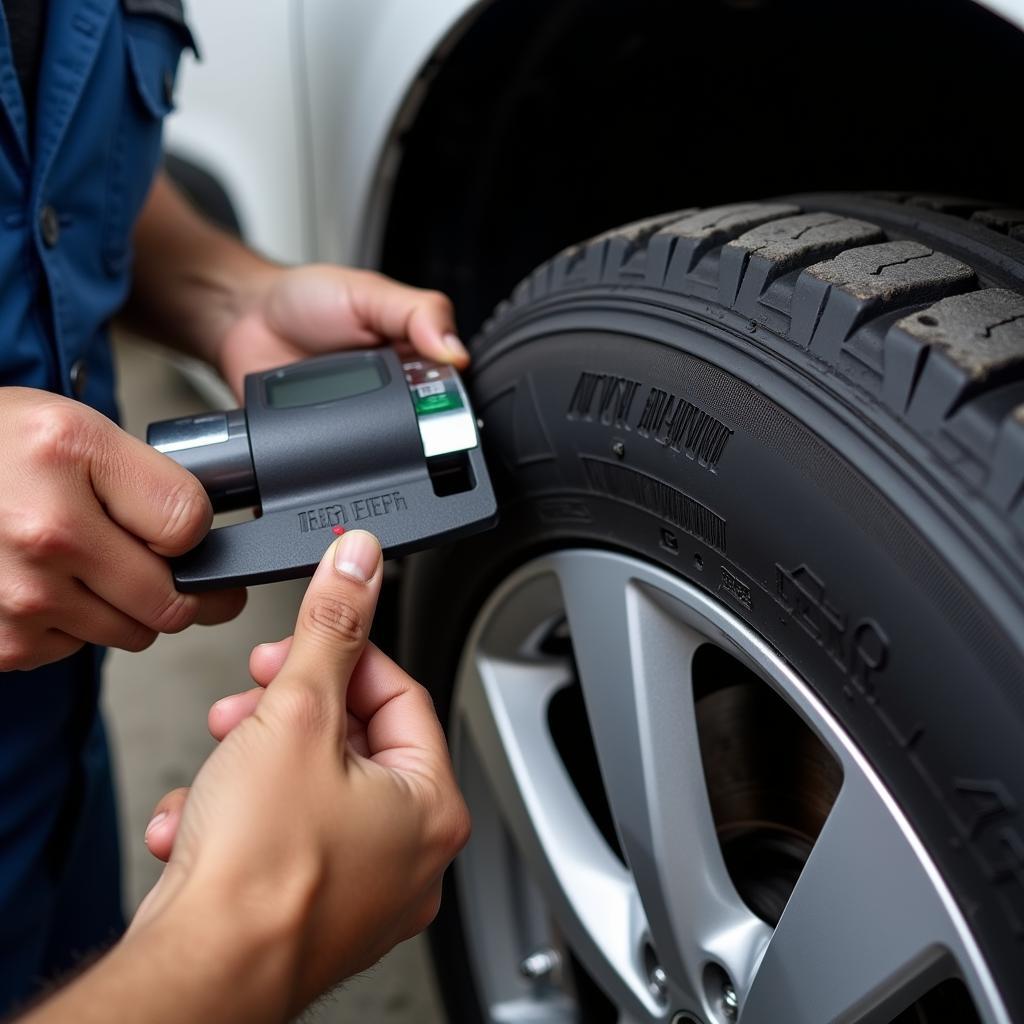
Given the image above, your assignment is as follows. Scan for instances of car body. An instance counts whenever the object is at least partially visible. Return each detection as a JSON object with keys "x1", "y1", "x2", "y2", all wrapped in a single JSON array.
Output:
[{"x1": 166, "y1": 0, "x2": 485, "y2": 266}]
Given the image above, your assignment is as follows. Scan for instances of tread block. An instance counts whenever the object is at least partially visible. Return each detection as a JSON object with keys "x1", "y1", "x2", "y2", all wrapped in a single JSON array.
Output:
[
  {"x1": 970, "y1": 208, "x2": 1024, "y2": 242},
  {"x1": 600, "y1": 210, "x2": 698, "y2": 283},
  {"x1": 904, "y1": 195, "x2": 991, "y2": 215},
  {"x1": 548, "y1": 241, "x2": 606, "y2": 292},
  {"x1": 718, "y1": 213, "x2": 884, "y2": 312},
  {"x1": 548, "y1": 211, "x2": 698, "y2": 292},
  {"x1": 883, "y1": 289, "x2": 1024, "y2": 427},
  {"x1": 655, "y1": 202, "x2": 800, "y2": 288},
  {"x1": 790, "y1": 240, "x2": 976, "y2": 360}
]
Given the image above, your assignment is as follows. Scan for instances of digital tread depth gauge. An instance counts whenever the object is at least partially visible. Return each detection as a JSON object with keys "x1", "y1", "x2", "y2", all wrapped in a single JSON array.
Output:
[{"x1": 148, "y1": 350, "x2": 497, "y2": 591}]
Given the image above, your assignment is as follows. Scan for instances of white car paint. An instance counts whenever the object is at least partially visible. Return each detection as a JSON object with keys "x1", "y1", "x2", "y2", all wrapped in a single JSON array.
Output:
[
  {"x1": 164, "y1": 1, "x2": 311, "y2": 264},
  {"x1": 166, "y1": 0, "x2": 1024, "y2": 271},
  {"x1": 166, "y1": 0, "x2": 485, "y2": 267},
  {"x1": 298, "y1": 0, "x2": 487, "y2": 267}
]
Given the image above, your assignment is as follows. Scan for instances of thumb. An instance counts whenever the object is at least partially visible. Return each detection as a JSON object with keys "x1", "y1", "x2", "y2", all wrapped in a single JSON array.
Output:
[{"x1": 264, "y1": 530, "x2": 382, "y2": 725}]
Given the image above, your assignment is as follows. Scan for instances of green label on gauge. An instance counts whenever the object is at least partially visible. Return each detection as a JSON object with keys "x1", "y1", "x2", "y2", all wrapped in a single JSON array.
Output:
[{"x1": 413, "y1": 383, "x2": 464, "y2": 416}]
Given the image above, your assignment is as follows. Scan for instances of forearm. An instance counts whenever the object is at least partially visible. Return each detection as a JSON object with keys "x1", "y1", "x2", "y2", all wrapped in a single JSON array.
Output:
[
  {"x1": 124, "y1": 173, "x2": 277, "y2": 366},
  {"x1": 124, "y1": 169, "x2": 464, "y2": 401},
  {"x1": 20, "y1": 887, "x2": 296, "y2": 1024}
]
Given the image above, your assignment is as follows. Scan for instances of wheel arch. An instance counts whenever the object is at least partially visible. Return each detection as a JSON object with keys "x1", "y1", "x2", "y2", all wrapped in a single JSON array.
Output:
[{"x1": 371, "y1": 0, "x2": 1024, "y2": 338}]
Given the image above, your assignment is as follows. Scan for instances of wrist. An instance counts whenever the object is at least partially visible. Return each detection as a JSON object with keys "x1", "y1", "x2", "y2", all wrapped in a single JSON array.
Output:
[
  {"x1": 185, "y1": 242, "x2": 281, "y2": 374},
  {"x1": 20, "y1": 876, "x2": 301, "y2": 1024},
  {"x1": 126, "y1": 875, "x2": 302, "y2": 1024},
  {"x1": 128, "y1": 174, "x2": 282, "y2": 370},
  {"x1": 205, "y1": 258, "x2": 282, "y2": 376}
]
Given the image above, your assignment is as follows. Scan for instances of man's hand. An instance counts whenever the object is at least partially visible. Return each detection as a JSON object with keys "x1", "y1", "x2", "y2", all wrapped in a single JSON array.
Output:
[
  {"x1": 215, "y1": 263, "x2": 467, "y2": 399},
  {"x1": 0, "y1": 388, "x2": 245, "y2": 670},
  {"x1": 119, "y1": 530, "x2": 468, "y2": 1021},
  {"x1": 128, "y1": 177, "x2": 469, "y2": 399}
]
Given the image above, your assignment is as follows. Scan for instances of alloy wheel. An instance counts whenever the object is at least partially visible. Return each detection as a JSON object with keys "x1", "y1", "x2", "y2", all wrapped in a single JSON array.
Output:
[{"x1": 451, "y1": 549, "x2": 1007, "y2": 1024}]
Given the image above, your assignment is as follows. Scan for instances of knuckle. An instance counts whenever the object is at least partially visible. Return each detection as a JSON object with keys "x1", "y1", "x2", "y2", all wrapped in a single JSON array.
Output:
[
  {"x1": 443, "y1": 799, "x2": 473, "y2": 858},
  {"x1": 2, "y1": 577, "x2": 54, "y2": 619},
  {"x1": 120, "y1": 623, "x2": 157, "y2": 653},
  {"x1": 149, "y1": 588, "x2": 198, "y2": 634},
  {"x1": 0, "y1": 638, "x2": 32, "y2": 672},
  {"x1": 155, "y1": 476, "x2": 210, "y2": 553},
  {"x1": 410, "y1": 680, "x2": 439, "y2": 716},
  {"x1": 26, "y1": 404, "x2": 89, "y2": 468},
  {"x1": 409, "y1": 683, "x2": 445, "y2": 735},
  {"x1": 410, "y1": 890, "x2": 443, "y2": 936},
  {"x1": 0, "y1": 631, "x2": 76, "y2": 671},
  {"x1": 303, "y1": 596, "x2": 365, "y2": 650},
  {"x1": 423, "y1": 287, "x2": 451, "y2": 305},
  {"x1": 15, "y1": 515, "x2": 77, "y2": 560},
  {"x1": 424, "y1": 289, "x2": 454, "y2": 315},
  {"x1": 430, "y1": 786, "x2": 472, "y2": 860}
]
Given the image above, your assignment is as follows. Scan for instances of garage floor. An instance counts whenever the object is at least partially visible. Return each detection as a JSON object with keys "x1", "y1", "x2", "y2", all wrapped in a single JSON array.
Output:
[{"x1": 103, "y1": 335, "x2": 446, "y2": 1023}]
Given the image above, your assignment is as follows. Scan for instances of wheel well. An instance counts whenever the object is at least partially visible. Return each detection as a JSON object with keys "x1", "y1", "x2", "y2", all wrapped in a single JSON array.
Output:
[{"x1": 379, "y1": 0, "x2": 1024, "y2": 337}]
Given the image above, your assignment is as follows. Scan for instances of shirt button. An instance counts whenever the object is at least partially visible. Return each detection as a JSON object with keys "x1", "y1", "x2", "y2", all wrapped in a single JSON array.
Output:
[
  {"x1": 70, "y1": 358, "x2": 88, "y2": 399},
  {"x1": 163, "y1": 69, "x2": 175, "y2": 106},
  {"x1": 39, "y1": 205, "x2": 60, "y2": 248}
]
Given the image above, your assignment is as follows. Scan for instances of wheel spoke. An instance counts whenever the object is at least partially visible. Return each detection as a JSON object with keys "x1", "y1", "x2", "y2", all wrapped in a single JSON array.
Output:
[
  {"x1": 740, "y1": 772, "x2": 958, "y2": 1024},
  {"x1": 457, "y1": 647, "x2": 661, "y2": 1020},
  {"x1": 488, "y1": 996, "x2": 578, "y2": 1023},
  {"x1": 550, "y1": 551, "x2": 770, "y2": 1002}
]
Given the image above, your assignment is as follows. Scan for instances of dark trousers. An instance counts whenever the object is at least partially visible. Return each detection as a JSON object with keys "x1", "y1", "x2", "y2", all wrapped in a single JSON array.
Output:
[{"x1": 0, "y1": 648, "x2": 124, "y2": 1016}]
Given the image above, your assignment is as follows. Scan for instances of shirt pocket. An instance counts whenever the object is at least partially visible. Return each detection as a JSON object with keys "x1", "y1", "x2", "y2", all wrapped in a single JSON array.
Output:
[{"x1": 101, "y1": 0, "x2": 198, "y2": 277}]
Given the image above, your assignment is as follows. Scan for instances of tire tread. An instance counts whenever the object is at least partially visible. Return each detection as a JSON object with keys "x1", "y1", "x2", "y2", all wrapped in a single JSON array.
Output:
[{"x1": 482, "y1": 193, "x2": 1024, "y2": 535}]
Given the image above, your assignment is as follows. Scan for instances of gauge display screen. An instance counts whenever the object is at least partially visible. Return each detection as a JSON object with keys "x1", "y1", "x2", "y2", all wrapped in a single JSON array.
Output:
[{"x1": 265, "y1": 359, "x2": 384, "y2": 409}]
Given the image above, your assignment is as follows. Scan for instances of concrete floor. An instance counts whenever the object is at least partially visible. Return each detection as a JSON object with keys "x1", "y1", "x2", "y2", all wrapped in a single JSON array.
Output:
[{"x1": 103, "y1": 335, "x2": 447, "y2": 1023}]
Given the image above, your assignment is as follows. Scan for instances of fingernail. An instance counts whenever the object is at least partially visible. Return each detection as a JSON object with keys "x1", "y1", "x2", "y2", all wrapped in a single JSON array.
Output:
[
  {"x1": 333, "y1": 530, "x2": 381, "y2": 583},
  {"x1": 442, "y1": 332, "x2": 468, "y2": 360},
  {"x1": 145, "y1": 811, "x2": 168, "y2": 840}
]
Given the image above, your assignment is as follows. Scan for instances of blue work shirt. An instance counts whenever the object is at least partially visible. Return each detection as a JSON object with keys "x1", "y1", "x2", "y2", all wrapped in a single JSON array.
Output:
[{"x1": 0, "y1": 1, "x2": 194, "y2": 1011}]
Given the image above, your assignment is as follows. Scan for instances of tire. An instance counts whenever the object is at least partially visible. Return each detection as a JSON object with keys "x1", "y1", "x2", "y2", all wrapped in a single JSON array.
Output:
[{"x1": 400, "y1": 194, "x2": 1024, "y2": 1024}]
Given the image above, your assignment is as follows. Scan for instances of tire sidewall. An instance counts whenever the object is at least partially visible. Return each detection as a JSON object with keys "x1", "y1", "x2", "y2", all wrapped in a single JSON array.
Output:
[{"x1": 407, "y1": 307, "x2": 1024, "y2": 1021}]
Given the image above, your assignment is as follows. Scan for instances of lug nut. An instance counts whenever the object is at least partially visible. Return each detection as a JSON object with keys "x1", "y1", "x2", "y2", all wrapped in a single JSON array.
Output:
[
  {"x1": 519, "y1": 947, "x2": 560, "y2": 980},
  {"x1": 722, "y1": 981, "x2": 738, "y2": 1020},
  {"x1": 649, "y1": 964, "x2": 668, "y2": 998}
]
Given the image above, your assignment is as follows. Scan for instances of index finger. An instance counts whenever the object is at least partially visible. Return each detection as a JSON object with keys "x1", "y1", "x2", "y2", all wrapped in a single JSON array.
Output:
[
  {"x1": 90, "y1": 425, "x2": 213, "y2": 557},
  {"x1": 336, "y1": 270, "x2": 468, "y2": 368},
  {"x1": 267, "y1": 531, "x2": 383, "y2": 714}
]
